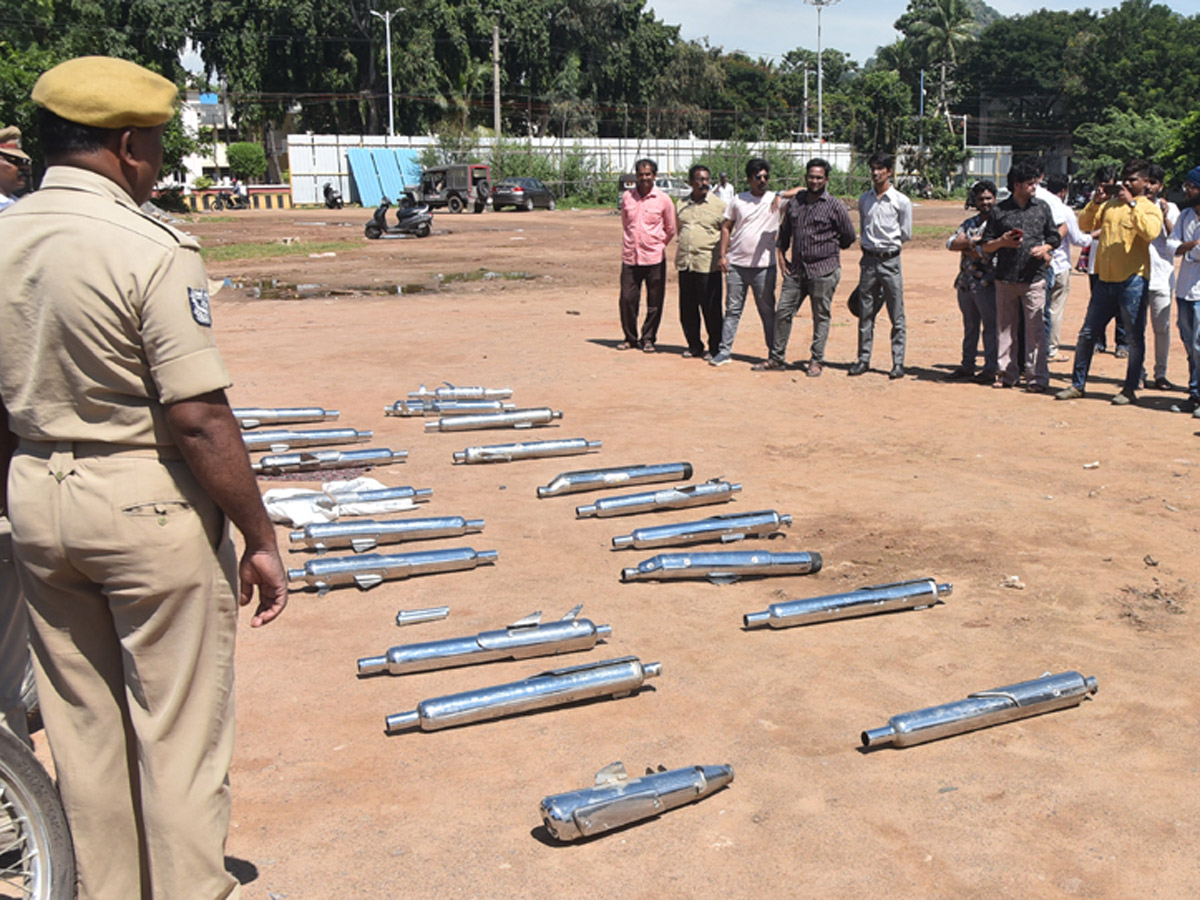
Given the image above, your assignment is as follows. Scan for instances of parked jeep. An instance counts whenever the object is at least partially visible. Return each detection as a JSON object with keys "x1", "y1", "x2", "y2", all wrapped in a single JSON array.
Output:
[{"x1": 412, "y1": 163, "x2": 491, "y2": 213}]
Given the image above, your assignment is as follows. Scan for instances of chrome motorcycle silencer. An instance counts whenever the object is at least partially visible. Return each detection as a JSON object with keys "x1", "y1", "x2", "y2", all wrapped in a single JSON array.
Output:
[
  {"x1": 287, "y1": 546, "x2": 497, "y2": 595},
  {"x1": 540, "y1": 761, "x2": 734, "y2": 842},
  {"x1": 407, "y1": 383, "x2": 513, "y2": 401},
  {"x1": 537, "y1": 462, "x2": 693, "y2": 498},
  {"x1": 454, "y1": 438, "x2": 602, "y2": 464},
  {"x1": 233, "y1": 406, "x2": 339, "y2": 429},
  {"x1": 386, "y1": 399, "x2": 516, "y2": 417},
  {"x1": 242, "y1": 427, "x2": 372, "y2": 452},
  {"x1": 384, "y1": 656, "x2": 660, "y2": 734},
  {"x1": 289, "y1": 515, "x2": 484, "y2": 554},
  {"x1": 621, "y1": 550, "x2": 821, "y2": 584},
  {"x1": 358, "y1": 605, "x2": 610, "y2": 676},
  {"x1": 744, "y1": 578, "x2": 951, "y2": 628},
  {"x1": 861, "y1": 671, "x2": 1099, "y2": 749},
  {"x1": 612, "y1": 509, "x2": 791, "y2": 550},
  {"x1": 424, "y1": 408, "x2": 562, "y2": 432},
  {"x1": 251, "y1": 447, "x2": 406, "y2": 475},
  {"x1": 576, "y1": 480, "x2": 740, "y2": 519}
]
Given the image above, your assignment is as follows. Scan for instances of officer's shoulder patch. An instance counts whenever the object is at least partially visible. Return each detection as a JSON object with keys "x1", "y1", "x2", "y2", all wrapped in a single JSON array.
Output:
[{"x1": 188, "y1": 287, "x2": 212, "y2": 326}]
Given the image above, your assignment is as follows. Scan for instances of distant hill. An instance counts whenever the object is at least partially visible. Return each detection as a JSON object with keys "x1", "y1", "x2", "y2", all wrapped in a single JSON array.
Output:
[{"x1": 965, "y1": 0, "x2": 1003, "y2": 30}]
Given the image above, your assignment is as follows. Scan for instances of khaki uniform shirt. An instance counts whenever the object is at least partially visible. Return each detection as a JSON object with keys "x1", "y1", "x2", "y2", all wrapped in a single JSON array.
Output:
[
  {"x1": 675, "y1": 193, "x2": 726, "y2": 273},
  {"x1": 0, "y1": 167, "x2": 231, "y2": 447}
]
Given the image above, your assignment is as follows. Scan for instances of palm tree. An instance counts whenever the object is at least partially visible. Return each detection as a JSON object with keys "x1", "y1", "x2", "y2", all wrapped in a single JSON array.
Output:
[{"x1": 907, "y1": 0, "x2": 977, "y2": 127}]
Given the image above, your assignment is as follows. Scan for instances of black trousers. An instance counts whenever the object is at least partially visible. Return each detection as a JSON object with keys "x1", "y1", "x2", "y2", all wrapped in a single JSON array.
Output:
[
  {"x1": 619, "y1": 260, "x2": 666, "y2": 346},
  {"x1": 678, "y1": 269, "x2": 723, "y2": 355}
]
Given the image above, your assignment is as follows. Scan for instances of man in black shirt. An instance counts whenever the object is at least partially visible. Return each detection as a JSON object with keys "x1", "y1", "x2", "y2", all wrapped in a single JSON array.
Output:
[{"x1": 981, "y1": 160, "x2": 1061, "y2": 392}]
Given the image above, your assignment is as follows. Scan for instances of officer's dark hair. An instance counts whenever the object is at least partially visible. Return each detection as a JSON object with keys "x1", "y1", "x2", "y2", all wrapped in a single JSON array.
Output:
[
  {"x1": 1008, "y1": 159, "x2": 1041, "y2": 187},
  {"x1": 806, "y1": 158, "x2": 831, "y2": 177},
  {"x1": 867, "y1": 151, "x2": 894, "y2": 171},
  {"x1": 745, "y1": 157, "x2": 769, "y2": 178},
  {"x1": 634, "y1": 158, "x2": 658, "y2": 175},
  {"x1": 970, "y1": 180, "x2": 997, "y2": 202},
  {"x1": 39, "y1": 108, "x2": 113, "y2": 158},
  {"x1": 687, "y1": 164, "x2": 710, "y2": 182},
  {"x1": 1045, "y1": 174, "x2": 1069, "y2": 194},
  {"x1": 1122, "y1": 159, "x2": 1151, "y2": 181},
  {"x1": 1146, "y1": 163, "x2": 1166, "y2": 183}
]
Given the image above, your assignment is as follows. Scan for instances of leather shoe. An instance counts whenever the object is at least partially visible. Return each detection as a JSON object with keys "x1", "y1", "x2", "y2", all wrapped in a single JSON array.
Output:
[
  {"x1": 848, "y1": 361, "x2": 868, "y2": 376},
  {"x1": 888, "y1": 364, "x2": 905, "y2": 380}
]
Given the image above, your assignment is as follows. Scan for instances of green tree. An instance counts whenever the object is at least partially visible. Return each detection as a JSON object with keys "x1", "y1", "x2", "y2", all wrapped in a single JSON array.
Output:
[
  {"x1": 225, "y1": 141, "x2": 268, "y2": 181},
  {"x1": 1163, "y1": 111, "x2": 1200, "y2": 188},
  {"x1": 1072, "y1": 107, "x2": 1173, "y2": 176},
  {"x1": 897, "y1": 0, "x2": 978, "y2": 126}
]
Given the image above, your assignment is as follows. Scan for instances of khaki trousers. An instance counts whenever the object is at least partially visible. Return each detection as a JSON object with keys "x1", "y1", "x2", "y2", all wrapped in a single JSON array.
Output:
[{"x1": 8, "y1": 442, "x2": 240, "y2": 900}]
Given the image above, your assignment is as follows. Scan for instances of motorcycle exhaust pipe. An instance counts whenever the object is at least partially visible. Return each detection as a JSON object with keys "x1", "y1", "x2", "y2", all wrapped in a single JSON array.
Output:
[
  {"x1": 242, "y1": 427, "x2": 372, "y2": 452},
  {"x1": 386, "y1": 399, "x2": 516, "y2": 417},
  {"x1": 384, "y1": 655, "x2": 660, "y2": 734},
  {"x1": 424, "y1": 408, "x2": 562, "y2": 432},
  {"x1": 540, "y1": 762, "x2": 734, "y2": 842},
  {"x1": 251, "y1": 448, "x2": 406, "y2": 475},
  {"x1": 358, "y1": 605, "x2": 611, "y2": 676},
  {"x1": 395, "y1": 606, "x2": 450, "y2": 626},
  {"x1": 407, "y1": 383, "x2": 513, "y2": 401},
  {"x1": 233, "y1": 406, "x2": 339, "y2": 429},
  {"x1": 287, "y1": 546, "x2": 497, "y2": 595},
  {"x1": 744, "y1": 579, "x2": 951, "y2": 629},
  {"x1": 538, "y1": 462, "x2": 693, "y2": 498},
  {"x1": 289, "y1": 515, "x2": 484, "y2": 554},
  {"x1": 454, "y1": 438, "x2": 602, "y2": 464},
  {"x1": 612, "y1": 510, "x2": 791, "y2": 550},
  {"x1": 621, "y1": 550, "x2": 821, "y2": 584},
  {"x1": 325, "y1": 485, "x2": 431, "y2": 505},
  {"x1": 861, "y1": 671, "x2": 1099, "y2": 749},
  {"x1": 576, "y1": 480, "x2": 740, "y2": 519}
]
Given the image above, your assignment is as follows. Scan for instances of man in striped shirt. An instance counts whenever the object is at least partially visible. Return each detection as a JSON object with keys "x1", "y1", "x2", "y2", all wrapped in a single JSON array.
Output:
[{"x1": 758, "y1": 158, "x2": 856, "y2": 375}]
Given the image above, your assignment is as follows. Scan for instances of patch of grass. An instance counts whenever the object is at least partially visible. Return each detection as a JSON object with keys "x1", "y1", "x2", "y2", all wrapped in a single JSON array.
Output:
[
  {"x1": 200, "y1": 240, "x2": 361, "y2": 263},
  {"x1": 195, "y1": 215, "x2": 238, "y2": 224},
  {"x1": 913, "y1": 224, "x2": 953, "y2": 239}
]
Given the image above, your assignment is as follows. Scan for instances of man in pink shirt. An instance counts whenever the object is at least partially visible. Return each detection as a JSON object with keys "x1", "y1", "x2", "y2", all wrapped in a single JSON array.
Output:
[{"x1": 618, "y1": 158, "x2": 677, "y2": 352}]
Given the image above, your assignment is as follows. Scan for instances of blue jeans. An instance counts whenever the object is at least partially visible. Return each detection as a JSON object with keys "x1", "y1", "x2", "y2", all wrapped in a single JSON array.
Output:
[
  {"x1": 718, "y1": 265, "x2": 776, "y2": 358},
  {"x1": 1071, "y1": 274, "x2": 1148, "y2": 394},
  {"x1": 1177, "y1": 296, "x2": 1200, "y2": 400}
]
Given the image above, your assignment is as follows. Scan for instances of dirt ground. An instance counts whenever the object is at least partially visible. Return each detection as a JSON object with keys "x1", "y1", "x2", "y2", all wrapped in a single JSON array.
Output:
[{"x1": 67, "y1": 199, "x2": 1200, "y2": 898}]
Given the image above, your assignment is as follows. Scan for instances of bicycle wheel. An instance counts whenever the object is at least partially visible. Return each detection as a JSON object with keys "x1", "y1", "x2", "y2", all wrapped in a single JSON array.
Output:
[{"x1": 0, "y1": 728, "x2": 75, "y2": 900}]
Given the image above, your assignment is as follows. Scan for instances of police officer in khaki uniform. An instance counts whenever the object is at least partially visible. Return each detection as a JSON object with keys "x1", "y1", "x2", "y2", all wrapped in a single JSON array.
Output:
[{"x1": 0, "y1": 56, "x2": 289, "y2": 900}]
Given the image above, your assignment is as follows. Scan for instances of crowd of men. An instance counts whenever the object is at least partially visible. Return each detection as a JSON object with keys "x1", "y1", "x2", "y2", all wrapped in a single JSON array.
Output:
[{"x1": 617, "y1": 153, "x2": 1200, "y2": 412}]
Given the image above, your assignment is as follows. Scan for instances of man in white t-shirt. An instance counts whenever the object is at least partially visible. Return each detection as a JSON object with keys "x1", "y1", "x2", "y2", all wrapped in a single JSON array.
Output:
[
  {"x1": 1043, "y1": 174, "x2": 1091, "y2": 360},
  {"x1": 1170, "y1": 166, "x2": 1200, "y2": 415},
  {"x1": 1144, "y1": 164, "x2": 1179, "y2": 390},
  {"x1": 710, "y1": 158, "x2": 781, "y2": 367},
  {"x1": 714, "y1": 172, "x2": 735, "y2": 206}
]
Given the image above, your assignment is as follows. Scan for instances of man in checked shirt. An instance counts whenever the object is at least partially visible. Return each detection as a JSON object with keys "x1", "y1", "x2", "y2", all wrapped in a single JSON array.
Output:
[{"x1": 756, "y1": 158, "x2": 856, "y2": 375}]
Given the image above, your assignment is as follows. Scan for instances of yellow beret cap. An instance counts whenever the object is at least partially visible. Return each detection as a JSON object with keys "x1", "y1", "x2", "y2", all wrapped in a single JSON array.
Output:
[
  {"x1": 0, "y1": 125, "x2": 30, "y2": 161},
  {"x1": 32, "y1": 56, "x2": 177, "y2": 128}
]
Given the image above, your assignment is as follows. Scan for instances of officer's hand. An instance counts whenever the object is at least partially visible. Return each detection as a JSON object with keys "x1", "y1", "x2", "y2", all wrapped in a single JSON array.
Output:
[{"x1": 239, "y1": 547, "x2": 289, "y2": 627}]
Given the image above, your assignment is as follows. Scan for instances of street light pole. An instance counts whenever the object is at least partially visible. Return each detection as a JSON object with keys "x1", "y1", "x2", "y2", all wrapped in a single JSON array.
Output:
[
  {"x1": 803, "y1": 0, "x2": 841, "y2": 143},
  {"x1": 491, "y1": 11, "x2": 501, "y2": 137},
  {"x1": 370, "y1": 7, "x2": 403, "y2": 137}
]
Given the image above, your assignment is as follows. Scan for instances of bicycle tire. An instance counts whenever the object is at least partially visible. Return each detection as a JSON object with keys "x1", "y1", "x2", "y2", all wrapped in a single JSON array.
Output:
[{"x1": 0, "y1": 728, "x2": 75, "y2": 899}]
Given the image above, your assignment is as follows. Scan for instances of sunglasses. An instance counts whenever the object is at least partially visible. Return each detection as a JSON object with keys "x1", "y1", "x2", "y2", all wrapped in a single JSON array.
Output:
[{"x1": 752, "y1": 173, "x2": 770, "y2": 181}]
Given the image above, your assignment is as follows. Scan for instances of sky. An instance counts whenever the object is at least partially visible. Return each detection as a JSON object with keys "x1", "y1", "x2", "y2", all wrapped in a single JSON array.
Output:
[{"x1": 645, "y1": 0, "x2": 1200, "y2": 66}]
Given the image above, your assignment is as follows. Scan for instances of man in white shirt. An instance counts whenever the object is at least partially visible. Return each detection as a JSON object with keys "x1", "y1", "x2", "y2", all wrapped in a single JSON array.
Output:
[
  {"x1": 1043, "y1": 174, "x2": 1092, "y2": 360},
  {"x1": 1170, "y1": 166, "x2": 1200, "y2": 415},
  {"x1": 710, "y1": 158, "x2": 780, "y2": 367},
  {"x1": 1144, "y1": 164, "x2": 1179, "y2": 390},
  {"x1": 851, "y1": 151, "x2": 912, "y2": 378},
  {"x1": 714, "y1": 172, "x2": 735, "y2": 206}
]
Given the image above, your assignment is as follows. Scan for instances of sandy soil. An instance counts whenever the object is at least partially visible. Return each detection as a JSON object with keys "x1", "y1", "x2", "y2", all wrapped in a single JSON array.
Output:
[{"x1": 88, "y1": 200, "x2": 1200, "y2": 898}]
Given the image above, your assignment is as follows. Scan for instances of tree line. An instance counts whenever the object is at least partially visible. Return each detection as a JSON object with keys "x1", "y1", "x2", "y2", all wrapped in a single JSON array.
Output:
[{"x1": 1, "y1": 0, "x2": 1198, "y2": 183}]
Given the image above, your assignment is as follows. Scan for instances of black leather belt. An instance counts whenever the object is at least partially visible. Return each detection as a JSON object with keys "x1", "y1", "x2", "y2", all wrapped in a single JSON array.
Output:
[{"x1": 862, "y1": 247, "x2": 901, "y2": 260}]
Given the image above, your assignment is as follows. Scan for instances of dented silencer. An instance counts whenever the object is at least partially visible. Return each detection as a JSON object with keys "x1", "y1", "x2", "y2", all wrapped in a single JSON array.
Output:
[
  {"x1": 289, "y1": 515, "x2": 484, "y2": 554},
  {"x1": 241, "y1": 427, "x2": 372, "y2": 452},
  {"x1": 538, "y1": 462, "x2": 693, "y2": 498},
  {"x1": 384, "y1": 655, "x2": 661, "y2": 734},
  {"x1": 358, "y1": 606, "x2": 611, "y2": 676},
  {"x1": 424, "y1": 408, "x2": 562, "y2": 432},
  {"x1": 612, "y1": 509, "x2": 791, "y2": 549},
  {"x1": 251, "y1": 448, "x2": 406, "y2": 474},
  {"x1": 233, "y1": 406, "x2": 339, "y2": 429},
  {"x1": 621, "y1": 550, "x2": 821, "y2": 583},
  {"x1": 540, "y1": 762, "x2": 734, "y2": 842},
  {"x1": 861, "y1": 671, "x2": 1099, "y2": 749},
  {"x1": 407, "y1": 383, "x2": 513, "y2": 401},
  {"x1": 287, "y1": 546, "x2": 497, "y2": 594},
  {"x1": 577, "y1": 479, "x2": 740, "y2": 518},
  {"x1": 454, "y1": 438, "x2": 602, "y2": 464},
  {"x1": 744, "y1": 578, "x2": 951, "y2": 628}
]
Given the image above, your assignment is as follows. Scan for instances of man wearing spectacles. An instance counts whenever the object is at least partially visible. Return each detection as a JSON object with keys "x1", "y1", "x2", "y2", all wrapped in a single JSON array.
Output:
[{"x1": 0, "y1": 126, "x2": 32, "y2": 211}]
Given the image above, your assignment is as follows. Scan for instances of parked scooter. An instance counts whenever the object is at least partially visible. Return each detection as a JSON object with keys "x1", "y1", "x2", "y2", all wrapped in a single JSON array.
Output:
[
  {"x1": 323, "y1": 182, "x2": 344, "y2": 209},
  {"x1": 365, "y1": 194, "x2": 433, "y2": 239}
]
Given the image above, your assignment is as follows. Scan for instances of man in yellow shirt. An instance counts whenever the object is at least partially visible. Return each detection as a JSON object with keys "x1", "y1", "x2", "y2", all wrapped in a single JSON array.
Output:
[{"x1": 1056, "y1": 159, "x2": 1163, "y2": 405}]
